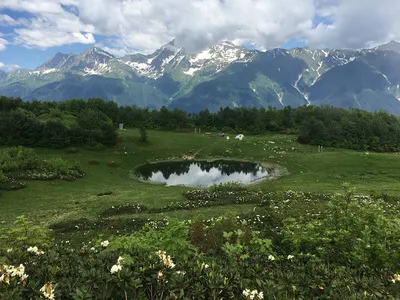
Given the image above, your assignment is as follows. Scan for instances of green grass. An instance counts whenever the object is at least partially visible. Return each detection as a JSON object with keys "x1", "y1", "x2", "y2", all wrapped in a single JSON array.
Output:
[{"x1": 2, "y1": 128, "x2": 400, "y2": 225}]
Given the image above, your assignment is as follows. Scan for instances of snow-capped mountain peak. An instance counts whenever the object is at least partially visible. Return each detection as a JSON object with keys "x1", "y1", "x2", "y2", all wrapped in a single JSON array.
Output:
[{"x1": 184, "y1": 41, "x2": 253, "y2": 76}]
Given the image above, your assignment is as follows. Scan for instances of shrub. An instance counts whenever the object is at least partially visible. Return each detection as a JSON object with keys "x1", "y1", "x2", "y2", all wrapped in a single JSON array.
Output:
[
  {"x1": 139, "y1": 124, "x2": 148, "y2": 143},
  {"x1": 282, "y1": 183, "x2": 400, "y2": 269}
]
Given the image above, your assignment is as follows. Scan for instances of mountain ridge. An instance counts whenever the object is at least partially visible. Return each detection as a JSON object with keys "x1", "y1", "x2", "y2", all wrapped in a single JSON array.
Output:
[{"x1": 1, "y1": 40, "x2": 400, "y2": 114}]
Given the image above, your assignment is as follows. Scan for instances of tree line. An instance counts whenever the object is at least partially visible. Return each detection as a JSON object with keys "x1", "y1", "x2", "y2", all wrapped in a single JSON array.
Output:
[
  {"x1": 1, "y1": 96, "x2": 400, "y2": 152},
  {"x1": 0, "y1": 97, "x2": 117, "y2": 148}
]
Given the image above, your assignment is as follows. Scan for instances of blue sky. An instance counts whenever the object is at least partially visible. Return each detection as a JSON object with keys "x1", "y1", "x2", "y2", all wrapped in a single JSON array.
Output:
[{"x1": 1, "y1": 0, "x2": 399, "y2": 71}]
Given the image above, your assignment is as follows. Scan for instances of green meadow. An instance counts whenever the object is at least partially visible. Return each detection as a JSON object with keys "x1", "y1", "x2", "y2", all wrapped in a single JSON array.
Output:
[{"x1": 2, "y1": 128, "x2": 400, "y2": 226}]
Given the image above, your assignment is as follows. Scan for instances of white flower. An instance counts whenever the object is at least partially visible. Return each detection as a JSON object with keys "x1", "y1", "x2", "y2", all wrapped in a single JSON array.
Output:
[
  {"x1": 268, "y1": 255, "x2": 275, "y2": 261},
  {"x1": 110, "y1": 264, "x2": 122, "y2": 274},
  {"x1": 243, "y1": 289, "x2": 263, "y2": 299},
  {"x1": 117, "y1": 256, "x2": 124, "y2": 265},
  {"x1": 6, "y1": 248, "x2": 12, "y2": 253},
  {"x1": 201, "y1": 263, "x2": 209, "y2": 269},
  {"x1": 90, "y1": 247, "x2": 96, "y2": 251},
  {"x1": 243, "y1": 289, "x2": 251, "y2": 297},
  {"x1": 20, "y1": 274, "x2": 29, "y2": 281},
  {"x1": 27, "y1": 246, "x2": 38, "y2": 254},
  {"x1": 157, "y1": 250, "x2": 176, "y2": 268},
  {"x1": 101, "y1": 240, "x2": 109, "y2": 248},
  {"x1": 175, "y1": 271, "x2": 186, "y2": 275},
  {"x1": 27, "y1": 246, "x2": 43, "y2": 256},
  {"x1": 40, "y1": 283, "x2": 55, "y2": 300},
  {"x1": 287, "y1": 255, "x2": 295, "y2": 260},
  {"x1": 8, "y1": 264, "x2": 25, "y2": 277},
  {"x1": 391, "y1": 274, "x2": 399, "y2": 283},
  {"x1": 157, "y1": 270, "x2": 163, "y2": 280}
]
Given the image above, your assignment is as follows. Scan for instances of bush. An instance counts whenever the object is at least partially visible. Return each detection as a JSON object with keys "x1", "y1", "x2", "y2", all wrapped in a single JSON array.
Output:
[
  {"x1": 4, "y1": 214, "x2": 400, "y2": 299},
  {"x1": 282, "y1": 183, "x2": 400, "y2": 269},
  {"x1": 139, "y1": 124, "x2": 148, "y2": 143}
]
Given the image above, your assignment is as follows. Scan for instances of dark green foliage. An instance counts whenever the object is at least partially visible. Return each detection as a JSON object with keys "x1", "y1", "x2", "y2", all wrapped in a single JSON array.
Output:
[
  {"x1": 3, "y1": 203, "x2": 400, "y2": 299},
  {"x1": 0, "y1": 147, "x2": 84, "y2": 191},
  {"x1": 2, "y1": 96, "x2": 400, "y2": 152},
  {"x1": 0, "y1": 97, "x2": 117, "y2": 149},
  {"x1": 296, "y1": 106, "x2": 400, "y2": 151},
  {"x1": 139, "y1": 124, "x2": 148, "y2": 143}
]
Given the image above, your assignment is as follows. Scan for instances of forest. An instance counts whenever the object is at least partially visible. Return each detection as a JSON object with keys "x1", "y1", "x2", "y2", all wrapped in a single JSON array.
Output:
[{"x1": 1, "y1": 96, "x2": 400, "y2": 152}]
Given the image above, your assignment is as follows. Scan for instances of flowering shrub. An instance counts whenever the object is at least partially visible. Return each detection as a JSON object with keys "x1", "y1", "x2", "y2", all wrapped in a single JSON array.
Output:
[
  {"x1": 1, "y1": 207, "x2": 400, "y2": 299},
  {"x1": 282, "y1": 183, "x2": 400, "y2": 269},
  {"x1": 0, "y1": 147, "x2": 85, "y2": 191},
  {"x1": 101, "y1": 203, "x2": 147, "y2": 217}
]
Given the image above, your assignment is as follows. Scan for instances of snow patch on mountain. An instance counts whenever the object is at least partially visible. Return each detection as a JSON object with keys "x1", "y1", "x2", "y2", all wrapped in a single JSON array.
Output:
[
  {"x1": 185, "y1": 42, "x2": 253, "y2": 76},
  {"x1": 184, "y1": 67, "x2": 201, "y2": 76}
]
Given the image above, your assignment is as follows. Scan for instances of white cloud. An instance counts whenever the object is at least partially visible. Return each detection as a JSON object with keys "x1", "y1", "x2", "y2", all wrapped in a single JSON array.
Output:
[
  {"x1": 309, "y1": 0, "x2": 400, "y2": 49},
  {"x1": 0, "y1": 14, "x2": 20, "y2": 26},
  {"x1": 0, "y1": 37, "x2": 8, "y2": 51},
  {"x1": 1, "y1": 0, "x2": 400, "y2": 54},
  {"x1": 0, "y1": 61, "x2": 21, "y2": 71}
]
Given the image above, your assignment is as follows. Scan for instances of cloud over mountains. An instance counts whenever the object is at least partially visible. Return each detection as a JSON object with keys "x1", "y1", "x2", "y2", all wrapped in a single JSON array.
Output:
[{"x1": 0, "y1": 0, "x2": 399, "y2": 55}]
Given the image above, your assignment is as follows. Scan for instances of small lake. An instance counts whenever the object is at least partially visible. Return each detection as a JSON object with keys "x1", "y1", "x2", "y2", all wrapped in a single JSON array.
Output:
[{"x1": 135, "y1": 160, "x2": 272, "y2": 187}]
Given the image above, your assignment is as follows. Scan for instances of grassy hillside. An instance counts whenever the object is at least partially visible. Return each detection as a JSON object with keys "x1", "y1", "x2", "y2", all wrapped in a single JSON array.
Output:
[{"x1": 1, "y1": 129, "x2": 400, "y2": 226}]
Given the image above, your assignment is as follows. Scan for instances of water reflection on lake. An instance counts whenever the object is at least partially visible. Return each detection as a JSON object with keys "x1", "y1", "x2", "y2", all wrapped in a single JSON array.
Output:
[{"x1": 135, "y1": 160, "x2": 271, "y2": 187}]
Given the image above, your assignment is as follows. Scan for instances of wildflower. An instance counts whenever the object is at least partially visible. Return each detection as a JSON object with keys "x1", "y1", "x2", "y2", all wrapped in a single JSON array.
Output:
[
  {"x1": 243, "y1": 289, "x2": 251, "y2": 297},
  {"x1": 243, "y1": 289, "x2": 263, "y2": 299},
  {"x1": 201, "y1": 263, "x2": 209, "y2": 269},
  {"x1": 268, "y1": 255, "x2": 275, "y2": 261},
  {"x1": 176, "y1": 271, "x2": 186, "y2": 275},
  {"x1": 287, "y1": 255, "x2": 295, "y2": 260},
  {"x1": 20, "y1": 274, "x2": 29, "y2": 287},
  {"x1": 110, "y1": 264, "x2": 122, "y2": 274},
  {"x1": 101, "y1": 240, "x2": 110, "y2": 248},
  {"x1": 157, "y1": 270, "x2": 164, "y2": 281},
  {"x1": 6, "y1": 248, "x2": 12, "y2": 253},
  {"x1": 157, "y1": 250, "x2": 176, "y2": 268},
  {"x1": 27, "y1": 246, "x2": 39, "y2": 254},
  {"x1": 391, "y1": 274, "x2": 400, "y2": 283},
  {"x1": 27, "y1": 246, "x2": 44, "y2": 256},
  {"x1": 117, "y1": 256, "x2": 124, "y2": 265},
  {"x1": 9, "y1": 264, "x2": 25, "y2": 277},
  {"x1": 40, "y1": 283, "x2": 55, "y2": 300},
  {"x1": 90, "y1": 247, "x2": 96, "y2": 251}
]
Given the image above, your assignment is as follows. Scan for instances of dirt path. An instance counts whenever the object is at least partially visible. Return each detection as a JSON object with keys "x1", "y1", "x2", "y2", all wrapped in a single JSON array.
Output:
[{"x1": 183, "y1": 139, "x2": 219, "y2": 160}]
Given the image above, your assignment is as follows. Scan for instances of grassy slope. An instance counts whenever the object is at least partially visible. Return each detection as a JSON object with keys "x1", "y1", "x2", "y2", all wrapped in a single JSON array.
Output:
[{"x1": 1, "y1": 129, "x2": 400, "y2": 225}]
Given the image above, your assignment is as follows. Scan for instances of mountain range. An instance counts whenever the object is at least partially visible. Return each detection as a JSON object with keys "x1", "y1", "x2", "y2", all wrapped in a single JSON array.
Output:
[{"x1": 2, "y1": 40, "x2": 400, "y2": 114}]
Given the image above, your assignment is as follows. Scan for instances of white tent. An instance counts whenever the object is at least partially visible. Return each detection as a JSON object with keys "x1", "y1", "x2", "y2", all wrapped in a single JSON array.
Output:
[{"x1": 235, "y1": 134, "x2": 244, "y2": 140}]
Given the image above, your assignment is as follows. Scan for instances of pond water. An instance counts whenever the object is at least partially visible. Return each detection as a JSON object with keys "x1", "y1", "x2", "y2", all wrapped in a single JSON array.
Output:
[{"x1": 135, "y1": 160, "x2": 272, "y2": 187}]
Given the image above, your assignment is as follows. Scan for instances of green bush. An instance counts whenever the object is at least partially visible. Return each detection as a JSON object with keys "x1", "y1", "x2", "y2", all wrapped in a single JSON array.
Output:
[
  {"x1": 282, "y1": 183, "x2": 400, "y2": 269},
  {"x1": 2, "y1": 215, "x2": 400, "y2": 299}
]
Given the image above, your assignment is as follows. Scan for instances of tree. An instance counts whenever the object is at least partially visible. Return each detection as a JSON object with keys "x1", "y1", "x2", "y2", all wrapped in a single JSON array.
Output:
[{"x1": 139, "y1": 124, "x2": 148, "y2": 143}]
